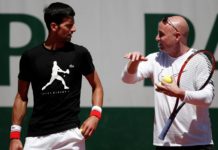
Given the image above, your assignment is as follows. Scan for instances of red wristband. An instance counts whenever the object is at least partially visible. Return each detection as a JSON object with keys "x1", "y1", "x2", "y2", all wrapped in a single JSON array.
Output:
[
  {"x1": 90, "y1": 110, "x2": 102, "y2": 120},
  {"x1": 10, "y1": 131, "x2": 21, "y2": 139}
]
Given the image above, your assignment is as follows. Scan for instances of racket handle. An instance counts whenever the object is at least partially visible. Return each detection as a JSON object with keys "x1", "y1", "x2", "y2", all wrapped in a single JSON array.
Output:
[{"x1": 158, "y1": 118, "x2": 173, "y2": 140}]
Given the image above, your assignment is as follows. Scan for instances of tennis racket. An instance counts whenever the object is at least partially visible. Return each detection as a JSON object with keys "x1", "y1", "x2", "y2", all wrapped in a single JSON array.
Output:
[{"x1": 158, "y1": 49, "x2": 216, "y2": 140}]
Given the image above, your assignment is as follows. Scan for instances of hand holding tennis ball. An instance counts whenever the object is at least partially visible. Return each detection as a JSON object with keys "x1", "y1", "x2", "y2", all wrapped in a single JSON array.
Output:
[{"x1": 155, "y1": 75, "x2": 174, "y2": 94}]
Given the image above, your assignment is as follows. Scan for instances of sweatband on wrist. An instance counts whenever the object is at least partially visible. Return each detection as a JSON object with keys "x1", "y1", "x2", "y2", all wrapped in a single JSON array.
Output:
[
  {"x1": 90, "y1": 105, "x2": 102, "y2": 120},
  {"x1": 91, "y1": 105, "x2": 102, "y2": 113},
  {"x1": 10, "y1": 125, "x2": 21, "y2": 139}
]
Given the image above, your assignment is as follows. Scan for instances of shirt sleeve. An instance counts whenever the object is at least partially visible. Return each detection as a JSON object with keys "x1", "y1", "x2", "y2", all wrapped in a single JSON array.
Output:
[
  {"x1": 183, "y1": 80, "x2": 214, "y2": 107},
  {"x1": 18, "y1": 52, "x2": 32, "y2": 82},
  {"x1": 79, "y1": 47, "x2": 95, "y2": 75},
  {"x1": 121, "y1": 63, "x2": 142, "y2": 84}
]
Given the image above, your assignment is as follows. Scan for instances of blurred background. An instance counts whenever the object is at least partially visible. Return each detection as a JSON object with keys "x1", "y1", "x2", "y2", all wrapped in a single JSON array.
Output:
[{"x1": 0, "y1": 0, "x2": 217, "y2": 149}]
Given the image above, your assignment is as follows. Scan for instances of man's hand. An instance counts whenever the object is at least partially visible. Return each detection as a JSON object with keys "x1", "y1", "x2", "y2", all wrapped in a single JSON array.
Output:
[
  {"x1": 80, "y1": 116, "x2": 100, "y2": 139},
  {"x1": 9, "y1": 139, "x2": 23, "y2": 150},
  {"x1": 124, "y1": 51, "x2": 147, "y2": 62},
  {"x1": 123, "y1": 51, "x2": 147, "y2": 74},
  {"x1": 155, "y1": 77, "x2": 185, "y2": 99}
]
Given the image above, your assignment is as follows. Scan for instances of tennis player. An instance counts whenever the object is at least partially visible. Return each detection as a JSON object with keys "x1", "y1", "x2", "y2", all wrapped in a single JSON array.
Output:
[
  {"x1": 121, "y1": 16, "x2": 214, "y2": 150},
  {"x1": 9, "y1": 2, "x2": 103, "y2": 150}
]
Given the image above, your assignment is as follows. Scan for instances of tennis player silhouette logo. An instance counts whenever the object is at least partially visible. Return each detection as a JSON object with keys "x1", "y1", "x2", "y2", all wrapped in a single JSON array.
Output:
[{"x1": 42, "y1": 61, "x2": 70, "y2": 91}]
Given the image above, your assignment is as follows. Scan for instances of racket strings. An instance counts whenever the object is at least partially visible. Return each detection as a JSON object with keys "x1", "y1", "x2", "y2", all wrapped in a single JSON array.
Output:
[
  {"x1": 195, "y1": 53, "x2": 214, "y2": 89},
  {"x1": 179, "y1": 58, "x2": 197, "y2": 90},
  {"x1": 179, "y1": 52, "x2": 213, "y2": 91}
]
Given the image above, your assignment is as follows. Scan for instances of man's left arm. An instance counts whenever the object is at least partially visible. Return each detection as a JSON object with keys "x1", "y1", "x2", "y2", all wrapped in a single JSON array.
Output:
[{"x1": 80, "y1": 70, "x2": 103, "y2": 139}]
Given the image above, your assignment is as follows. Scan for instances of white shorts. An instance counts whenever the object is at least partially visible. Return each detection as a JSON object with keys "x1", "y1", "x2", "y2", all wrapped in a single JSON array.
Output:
[{"x1": 23, "y1": 128, "x2": 85, "y2": 150}]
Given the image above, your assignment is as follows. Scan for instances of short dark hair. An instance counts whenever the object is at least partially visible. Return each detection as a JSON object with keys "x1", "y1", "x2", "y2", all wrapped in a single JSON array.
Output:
[{"x1": 44, "y1": 2, "x2": 75, "y2": 30}]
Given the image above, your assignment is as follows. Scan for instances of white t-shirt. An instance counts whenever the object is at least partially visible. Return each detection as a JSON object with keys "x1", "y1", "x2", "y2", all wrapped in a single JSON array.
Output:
[{"x1": 121, "y1": 48, "x2": 214, "y2": 146}]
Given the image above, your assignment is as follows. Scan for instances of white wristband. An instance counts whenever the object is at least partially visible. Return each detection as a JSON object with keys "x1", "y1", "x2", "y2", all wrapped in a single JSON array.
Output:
[
  {"x1": 91, "y1": 105, "x2": 102, "y2": 113},
  {"x1": 11, "y1": 125, "x2": 22, "y2": 132}
]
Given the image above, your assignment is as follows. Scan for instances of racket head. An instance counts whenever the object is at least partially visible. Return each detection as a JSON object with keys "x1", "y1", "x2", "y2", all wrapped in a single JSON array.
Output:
[{"x1": 177, "y1": 49, "x2": 216, "y2": 91}]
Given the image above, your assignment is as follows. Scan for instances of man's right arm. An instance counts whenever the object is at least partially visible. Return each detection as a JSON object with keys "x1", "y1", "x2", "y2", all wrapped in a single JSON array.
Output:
[
  {"x1": 10, "y1": 80, "x2": 30, "y2": 150},
  {"x1": 121, "y1": 51, "x2": 147, "y2": 83}
]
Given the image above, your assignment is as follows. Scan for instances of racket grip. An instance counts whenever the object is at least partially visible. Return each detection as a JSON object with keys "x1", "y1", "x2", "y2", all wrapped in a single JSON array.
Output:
[{"x1": 158, "y1": 118, "x2": 173, "y2": 140}]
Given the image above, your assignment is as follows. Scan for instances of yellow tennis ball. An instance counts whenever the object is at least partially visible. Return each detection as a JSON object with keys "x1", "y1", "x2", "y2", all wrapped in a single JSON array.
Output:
[{"x1": 162, "y1": 75, "x2": 173, "y2": 83}]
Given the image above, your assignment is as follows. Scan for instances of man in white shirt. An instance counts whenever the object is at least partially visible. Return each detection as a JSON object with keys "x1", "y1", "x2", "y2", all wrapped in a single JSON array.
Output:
[{"x1": 121, "y1": 16, "x2": 214, "y2": 150}]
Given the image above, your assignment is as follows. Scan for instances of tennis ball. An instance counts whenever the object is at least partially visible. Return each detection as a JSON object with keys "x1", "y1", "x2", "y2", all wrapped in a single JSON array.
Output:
[{"x1": 162, "y1": 75, "x2": 173, "y2": 83}]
